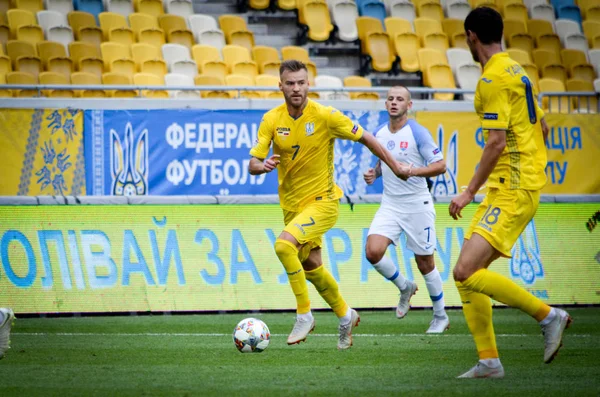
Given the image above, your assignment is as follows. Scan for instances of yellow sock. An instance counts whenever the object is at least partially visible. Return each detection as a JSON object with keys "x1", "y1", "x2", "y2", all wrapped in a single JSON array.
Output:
[
  {"x1": 462, "y1": 269, "x2": 551, "y2": 321},
  {"x1": 456, "y1": 281, "x2": 499, "y2": 359},
  {"x1": 305, "y1": 265, "x2": 348, "y2": 318},
  {"x1": 274, "y1": 239, "x2": 310, "y2": 314}
]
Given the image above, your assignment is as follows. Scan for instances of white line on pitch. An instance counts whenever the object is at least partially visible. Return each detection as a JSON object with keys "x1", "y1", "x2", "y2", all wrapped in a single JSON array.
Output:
[{"x1": 12, "y1": 332, "x2": 591, "y2": 338}]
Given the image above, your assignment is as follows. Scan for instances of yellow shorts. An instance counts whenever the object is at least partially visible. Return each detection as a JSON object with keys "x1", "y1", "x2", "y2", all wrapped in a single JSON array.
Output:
[
  {"x1": 283, "y1": 200, "x2": 339, "y2": 251},
  {"x1": 465, "y1": 188, "x2": 540, "y2": 258}
]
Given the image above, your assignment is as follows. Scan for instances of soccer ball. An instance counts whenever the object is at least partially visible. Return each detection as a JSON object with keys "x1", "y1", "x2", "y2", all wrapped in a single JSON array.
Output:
[{"x1": 233, "y1": 318, "x2": 270, "y2": 353}]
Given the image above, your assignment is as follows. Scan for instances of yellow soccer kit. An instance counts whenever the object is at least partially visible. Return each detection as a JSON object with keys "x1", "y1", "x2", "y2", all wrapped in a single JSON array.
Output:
[
  {"x1": 250, "y1": 99, "x2": 364, "y2": 247},
  {"x1": 467, "y1": 52, "x2": 548, "y2": 256}
]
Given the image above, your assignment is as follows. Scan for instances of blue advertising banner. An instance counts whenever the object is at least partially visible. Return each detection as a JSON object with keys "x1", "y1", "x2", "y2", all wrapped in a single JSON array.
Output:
[{"x1": 84, "y1": 109, "x2": 390, "y2": 196}]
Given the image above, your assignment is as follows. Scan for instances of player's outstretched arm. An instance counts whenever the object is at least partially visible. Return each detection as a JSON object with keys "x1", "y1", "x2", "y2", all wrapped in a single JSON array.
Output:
[
  {"x1": 248, "y1": 155, "x2": 280, "y2": 175},
  {"x1": 359, "y1": 132, "x2": 410, "y2": 181},
  {"x1": 449, "y1": 129, "x2": 506, "y2": 220}
]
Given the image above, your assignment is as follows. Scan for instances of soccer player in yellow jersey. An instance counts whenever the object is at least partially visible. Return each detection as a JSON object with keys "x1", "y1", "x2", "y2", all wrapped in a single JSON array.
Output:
[
  {"x1": 249, "y1": 60, "x2": 410, "y2": 350},
  {"x1": 449, "y1": 7, "x2": 572, "y2": 378}
]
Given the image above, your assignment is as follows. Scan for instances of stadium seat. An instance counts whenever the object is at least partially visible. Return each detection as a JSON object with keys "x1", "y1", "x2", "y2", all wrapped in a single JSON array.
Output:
[
  {"x1": 164, "y1": 0, "x2": 193, "y2": 20},
  {"x1": 299, "y1": 0, "x2": 334, "y2": 42},
  {"x1": 389, "y1": 0, "x2": 416, "y2": 22},
  {"x1": 542, "y1": 63, "x2": 567, "y2": 84},
  {"x1": 223, "y1": 44, "x2": 258, "y2": 78},
  {"x1": 47, "y1": 0, "x2": 74, "y2": 14},
  {"x1": 0, "y1": 55, "x2": 11, "y2": 75},
  {"x1": 414, "y1": 17, "x2": 443, "y2": 45},
  {"x1": 564, "y1": 33, "x2": 589, "y2": 53},
  {"x1": 252, "y1": 45, "x2": 281, "y2": 75},
  {"x1": 79, "y1": 57, "x2": 104, "y2": 77},
  {"x1": 455, "y1": 62, "x2": 480, "y2": 100},
  {"x1": 68, "y1": 11, "x2": 103, "y2": 43},
  {"x1": 508, "y1": 32, "x2": 534, "y2": 54},
  {"x1": 0, "y1": 25, "x2": 9, "y2": 48},
  {"x1": 446, "y1": 0, "x2": 471, "y2": 20},
  {"x1": 358, "y1": 0, "x2": 387, "y2": 24},
  {"x1": 589, "y1": 49, "x2": 600, "y2": 74},
  {"x1": 74, "y1": 0, "x2": 104, "y2": 21},
  {"x1": 7, "y1": 9, "x2": 36, "y2": 38},
  {"x1": 583, "y1": 21, "x2": 600, "y2": 47},
  {"x1": 503, "y1": 3, "x2": 528, "y2": 23},
  {"x1": 255, "y1": 73, "x2": 283, "y2": 99},
  {"x1": 37, "y1": 40, "x2": 67, "y2": 68},
  {"x1": 218, "y1": 14, "x2": 255, "y2": 50},
  {"x1": 556, "y1": 5, "x2": 581, "y2": 26},
  {"x1": 277, "y1": 0, "x2": 296, "y2": 10},
  {"x1": 579, "y1": 0, "x2": 597, "y2": 19},
  {"x1": 7, "y1": 70, "x2": 38, "y2": 96},
  {"x1": 195, "y1": 73, "x2": 230, "y2": 98},
  {"x1": 503, "y1": 18, "x2": 527, "y2": 42},
  {"x1": 523, "y1": 0, "x2": 545, "y2": 10},
  {"x1": 191, "y1": 44, "x2": 227, "y2": 79},
  {"x1": 39, "y1": 71, "x2": 74, "y2": 97},
  {"x1": 17, "y1": 24, "x2": 44, "y2": 44},
  {"x1": 106, "y1": 0, "x2": 134, "y2": 16},
  {"x1": 331, "y1": 0, "x2": 359, "y2": 42},
  {"x1": 418, "y1": 1, "x2": 444, "y2": 21},
  {"x1": 538, "y1": 77, "x2": 569, "y2": 112},
  {"x1": 134, "y1": 0, "x2": 163, "y2": 17},
  {"x1": 561, "y1": 48, "x2": 588, "y2": 70},
  {"x1": 99, "y1": 11, "x2": 131, "y2": 41},
  {"x1": 556, "y1": 18, "x2": 581, "y2": 44},
  {"x1": 194, "y1": 28, "x2": 225, "y2": 50},
  {"x1": 248, "y1": 0, "x2": 270, "y2": 10},
  {"x1": 129, "y1": 12, "x2": 158, "y2": 38},
  {"x1": 225, "y1": 73, "x2": 260, "y2": 98},
  {"x1": 529, "y1": 3, "x2": 555, "y2": 24},
  {"x1": 315, "y1": 74, "x2": 347, "y2": 99},
  {"x1": 71, "y1": 71, "x2": 106, "y2": 97},
  {"x1": 507, "y1": 47, "x2": 531, "y2": 64},
  {"x1": 446, "y1": 47, "x2": 473, "y2": 74},
  {"x1": 442, "y1": 17, "x2": 462, "y2": 38},
  {"x1": 7, "y1": 39, "x2": 37, "y2": 68},
  {"x1": 161, "y1": 43, "x2": 195, "y2": 74},
  {"x1": 37, "y1": 10, "x2": 68, "y2": 35},
  {"x1": 188, "y1": 14, "x2": 217, "y2": 40},
  {"x1": 366, "y1": 31, "x2": 395, "y2": 71},
  {"x1": 586, "y1": 6, "x2": 600, "y2": 23},
  {"x1": 424, "y1": 32, "x2": 449, "y2": 53},
  {"x1": 566, "y1": 78, "x2": 597, "y2": 112},
  {"x1": 418, "y1": 47, "x2": 447, "y2": 84},
  {"x1": 164, "y1": 72, "x2": 199, "y2": 98},
  {"x1": 391, "y1": 32, "x2": 419, "y2": 72},
  {"x1": 385, "y1": 16, "x2": 413, "y2": 36},
  {"x1": 527, "y1": 19, "x2": 554, "y2": 41},
  {"x1": 570, "y1": 63, "x2": 596, "y2": 82},
  {"x1": 343, "y1": 75, "x2": 378, "y2": 99},
  {"x1": 536, "y1": 33, "x2": 562, "y2": 53},
  {"x1": 159, "y1": 14, "x2": 194, "y2": 49},
  {"x1": 138, "y1": 26, "x2": 164, "y2": 48},
  {"x1": 427, "y1": 63, "x2": 455, "y2": 100},
  {"x1": 16, "y1": 0, "x2": 43, "y2": 14},
  {"x1": 69, "y1": 41, "x2": 101, "y2": 68},
  {"x1": 102, "y1": 71, "x2": 137, "y2": 97},
  {"x1": 357, "y1": 16, "x2": 383, "y2": 51},
  {"x1": 470, "y1": 0, "x2": 497, "y2": 11},
  {"x1": 101, "y1": 42, "x2": 134, "y2": 78},
  {"x1": 133, "y1": 72, "x2": 168, "y2": 98},
  {"x1": 131, "y1": 42, "x2": 161, "y2": 70}
]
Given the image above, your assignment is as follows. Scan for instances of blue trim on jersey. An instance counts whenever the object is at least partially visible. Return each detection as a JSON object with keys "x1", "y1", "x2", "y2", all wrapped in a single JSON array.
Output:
[
  {"x1": 407, "y1": 119, "x2": 431, "y2": 150},
  {"x1": 373, "y1": 122, "x2": 388, "y2": 137},
  {"x1": 387, "y1": 270, "x2": 400, "y2": 281},
  {"x1": 430, "y1": 292, "x2": 444, "y2": 302}
]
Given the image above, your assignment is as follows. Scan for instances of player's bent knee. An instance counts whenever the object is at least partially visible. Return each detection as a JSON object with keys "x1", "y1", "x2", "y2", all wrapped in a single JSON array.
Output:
[
  {"x1": 453, "y1": 265, "x2": 472, "y2": 283},
  {"x1": 365, "y1": 245, "x2": 385, "y2": 265},
  {"x1": 274, "y1": 239, "x2": 297, "y2": 261}
]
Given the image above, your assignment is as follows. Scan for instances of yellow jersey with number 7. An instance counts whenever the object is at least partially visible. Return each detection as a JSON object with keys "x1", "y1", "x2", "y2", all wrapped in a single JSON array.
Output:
[
  {"x1": 250, "y1": 99, "x2": 364, "y2": 212},
  {"x1": 474, "y1": 52, "x2": 547, "y2": 190}
]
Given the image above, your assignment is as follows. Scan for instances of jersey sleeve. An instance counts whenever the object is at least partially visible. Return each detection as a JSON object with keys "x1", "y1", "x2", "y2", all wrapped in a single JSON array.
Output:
[
  {"x1": 410, "y1": 120, "x2": 444, "y2": 164},
  {"x1": 478, "y1": 74, "x2": 511, "y2": 130},
  {"x1": 249, "y1": 115, "x2": 273, "y2": 159},
  {"x1": 327, "y1": 107, "x2": 364, "y2": 141}
]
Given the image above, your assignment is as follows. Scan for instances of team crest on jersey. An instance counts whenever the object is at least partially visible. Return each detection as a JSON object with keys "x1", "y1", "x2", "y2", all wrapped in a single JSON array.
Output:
[
  {"x1": 305, "y1": 122, "x2": 315, "y2": 136},
  {"x1": 399, "y1": 141, "x2": 409, "y2": 151},
  {"x1": 387, "y1": 140, "x2": 395, "y2": 150}
]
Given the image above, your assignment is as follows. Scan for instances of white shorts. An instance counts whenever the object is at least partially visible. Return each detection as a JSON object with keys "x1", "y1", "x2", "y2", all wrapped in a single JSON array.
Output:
[{"x1": 367, "y1": 206, "x2": 437, "y2": 255}]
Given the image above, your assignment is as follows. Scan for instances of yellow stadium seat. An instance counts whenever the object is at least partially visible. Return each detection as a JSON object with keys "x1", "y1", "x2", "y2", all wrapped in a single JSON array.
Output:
[
  {"x1": 0, "y1": 54, "x2": 11, "y2": 75},
  {"x1": 139, "y1": 28, "x2": 165, "y2": 48},
  {"x1": 6, "y1": 39, "x2": 37, "y2": 70},
  {"x1": 427, "y1": 64, "x2": 455, "y2": 101},
  {"x1": 539, "y1": 78, "x2": 569, "y2": 113},
  {"x1": 39, "y1": 71, "x2": 74, "y2": 97},
  {"x1": 0, "y1": 0, "x2": 9, "y2": 21},
  {"x1": 365, "y1": 31, "x2": 394, "y2": 72},
  {"x1": 228, "y1": 30, "x2": 254, "y2": 53},
  {"x1": 16, "y1": 24, "x2": 43, "y2": 44},
  {"x1": 343, "y1": 75, "x2": 378, "y2": 100},
  {"x1": 542, "y1": 63, "x2": 567, "y2": 84},
  {"x1": 418, "y1": 2, "x2": 443, "y2": 21},
  {"x1": 418, "y1": 47, "x2": 447, "y2": 84},
  {"x1": 508, "y1": 33, "x2": 534, "y2": 55},
  {"x1": 140, "y1": 58, "x2": 166, "y2": 78},
  {"x1": 194, "y1": 74, "x2": 230, "y2": 98},
  {"x1": 7, "y1": 70, "x2": 37, "y2": 96},
  {"x1": 470, "y1": 0, "x2": 498, "y2": 11},
  {"x1": 252, "y1": 45, "x2": 280, "y2": 74},
  {"x1": 79, "y1": 57, "x2": 104, "y2": 78},
  {"x1": 218, "y1": 14, "x2": 255, "y2": 49},
  {"x1": 222, "y1": 44, "x2": 258, "y2": 78},
  {"x1": 249, "y1": 0, "x2": 269, "y2": 10},
  {"x1": 68, "y1": 11, "x2": 103, "y2": 43},
  {"x1": 132, "y1": 42, "x2": 161, "y2": 69},
  {"x1": 570, "y1": 63, "x2": 596, "y2": 82},
  {"x1": 385, "y1": 17, "x2": 413, "y2": 38},
  {"x1": 299, "y1": 0, "x2": 334, "y2": 42},
  {"x1": 134, "y1": 0, "x2": 164, "y2": 17},
  {"x1": 129, "y1": 13, "x2": 159, "y2": 38},
  {"x1": 561, "y1": 49, "x2": 588, "y2": 72},
  {"x1": 225, "y1": 73, "x2": 260, "y2": 99},
  {"x1": 277, "y1": 0, "x2": 295, "y2": 11},
  {"x1": 503, "y1": 3, "x2": 528, "y2": 23},
  {"x1": 357, "y1": 16, "x2": 383, "y2": 54},
  {"x1": 451, "y1": 32, "x2": 468, "y2": 49},
  {"x1": 413, "y1": 0, "x2": 440, "y2": 7},
  {"x1": 48, "y1": 57, "x2": 73, "y2": 79},
  {"x1": 159, "y1": 14, "x2": 194, "y2": 49},
  {"x1": 0, "y1": 73, "x2": 12, "y2": 97},
  {"x1": 0, "y1": 24, "x2": 9, "y2": 48},
  {"x1": 579, "y1": 0, "x2": 597, "y2": 19},
  {"x1": 496, "y1": 0, "x2": 522, "y2": 7},
  {"x1": 71, "y1": 71, "x2": 106, "y2": 97},
  {"x1": 99, "y1": 12, "x2": 130, "y2": 41},
  {"x1": 593, "y1": 35, "x2": 600, "y2": 49},
  {"x1": 532, "y1": 48, "x2": 560, "y2": 72},
  {"x1": 586, "y1": 6, "x2": 600, "y2": 23},
  {"x1": 503, "y1": 19, "x2": 526, "y2": 42},
  {"x1": 255, "y1": 73, "x2": 282, "y2": 99},
  {"x1": 527, "y1": 19, "x2": 554, "y2": 41},
  {"x1": 507, "y1": 48, "x2": 531, "y2": 64},
  {"x1": 394, "y1": 32, "x2": 420, "y2": 73},
  {"x1": 69, "y1": 41, "x2": 100, "y2": 68},
  {"x1": 101, "y1": 42, "x2": 135, "y2": 77},
  {"x1": 192, "y1": 44, "x2": 227, "y2": 77},
  {"x1": 37, "y1": 41, "x2": 66, "y2": 68},
  {"x1": 536, "y1": 33, "x2": 562, "y2": 54},
  {"x1": 110, "y1": 28, "x2": 135, "y2": 46},
  {"x1": 414, "y1": 18, "x2": 443, "y2": 45},
  {"x1": 133, "y1": 72, "x2": 168, "y2": 98},
  {"x1": 566, "y1": 79, "x2": 597, "y2": 112},
  {"x1": 7, "y1": 9, "x2": 35, "y2": 38},
  {"x1": 423, "y1": 32, "x2": 449, "y2": 54},
  {"x1": 15, "y1": 0, "x2": 42, "y2": 14},
  {"x1": 102, "y1": 72, "x2": 137, "y2": 97},
  {"x1": 442, "y1": 18, "x2": 462, "y2": 40},
  {"x1": 583, "y1": 21, "x2": 600, "y2": 47},
  {"x1": 523, "y1": 63, "x2": 539, "y2": 93}
]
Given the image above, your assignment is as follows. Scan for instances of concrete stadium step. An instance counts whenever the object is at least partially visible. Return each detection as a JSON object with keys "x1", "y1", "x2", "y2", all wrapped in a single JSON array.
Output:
[
  {"x1": 317, "y1": 67, "x2": 359, "y2": 79},
  {"x1": 195, "y1": 0, "x2": 238, "y2": 15},
  {"x1": 254, "y1": 35, "x2": 296, "y2": 47}
]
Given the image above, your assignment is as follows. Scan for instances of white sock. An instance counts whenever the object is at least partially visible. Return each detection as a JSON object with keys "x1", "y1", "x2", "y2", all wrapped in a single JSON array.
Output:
[
  {"x1": 480, "y1": 358, "x2": 502, "y2": 368},
  {"x1": 298, "y1": 311, "x2": 313, "y2": 322},
  {"x1": 372, "y1": 256, "x2": 407, "y2": 291},
  {"x1": 539, "y1": 307, "x2": 556, "y2": 326},
  {"x1": 339, "y1": 306, "x2": 352, "y2": 325},
  {"x1": 0, "y1": 311, "x2": 4, "y2": 324},
  {"x1": 423, "y1": 267, "x2": 446, "y2": 317}
]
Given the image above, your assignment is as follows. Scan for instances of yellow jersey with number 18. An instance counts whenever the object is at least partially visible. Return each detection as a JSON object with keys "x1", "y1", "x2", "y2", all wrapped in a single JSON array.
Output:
[
  {"x1": 474, "y1": 52, "x2": 547, "y2": 190},
  {"x1": 250, "y1": 99, "x2": 364, "y2": 212}
]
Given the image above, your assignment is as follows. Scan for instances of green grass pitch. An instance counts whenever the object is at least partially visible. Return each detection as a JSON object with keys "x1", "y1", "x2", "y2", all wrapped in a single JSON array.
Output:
[{"x1": 1, "y1": 307, "x2": 599, "y2": 396}]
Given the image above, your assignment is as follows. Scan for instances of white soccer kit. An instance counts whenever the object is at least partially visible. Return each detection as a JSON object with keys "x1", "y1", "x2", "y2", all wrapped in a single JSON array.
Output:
[{"x1": 368, "y1": 119, "x2": 444, "y2": 255}]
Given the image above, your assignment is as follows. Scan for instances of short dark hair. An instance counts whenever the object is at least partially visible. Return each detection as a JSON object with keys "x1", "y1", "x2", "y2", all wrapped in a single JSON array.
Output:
[
  {"x1": 464, "y1": 7, "x2": 503, "y2": 44},
  {"x1": 279, "y1": 59, "x2": 307, "y2": 75}
]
